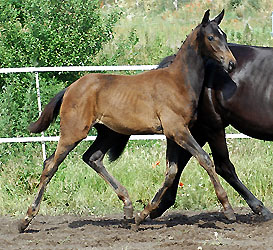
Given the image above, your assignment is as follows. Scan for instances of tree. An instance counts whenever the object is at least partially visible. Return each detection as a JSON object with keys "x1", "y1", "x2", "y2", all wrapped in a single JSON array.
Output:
[
  {"x1": 0, "y1": 0, "x2": 121, "y2": 84},
  {"x1": 0, "y1": 0, "x2": 121, "y2": 137}
]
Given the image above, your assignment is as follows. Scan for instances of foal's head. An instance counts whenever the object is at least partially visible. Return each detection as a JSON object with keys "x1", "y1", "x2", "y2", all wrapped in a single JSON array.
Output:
[{"x1": 197, "y1": 10, "x2": 236, "y2": 73}]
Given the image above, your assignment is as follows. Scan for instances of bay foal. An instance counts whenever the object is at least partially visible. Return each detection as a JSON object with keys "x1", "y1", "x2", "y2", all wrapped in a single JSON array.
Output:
[{"x1": 19, "y1": 10, "x2": 236, "y2": 232}]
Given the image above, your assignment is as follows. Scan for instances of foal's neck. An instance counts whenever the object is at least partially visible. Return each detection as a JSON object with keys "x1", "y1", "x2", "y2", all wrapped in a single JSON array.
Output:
[{"x1": 169, "y1": 27, "x2": 205, "y2": 99}]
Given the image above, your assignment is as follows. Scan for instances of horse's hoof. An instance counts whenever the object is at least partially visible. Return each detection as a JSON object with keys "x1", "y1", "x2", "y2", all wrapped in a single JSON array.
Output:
[
  {"x1": 261, "y1": 208, "x2": 273, "y2": 221},
  {"x1": 18, "y1": 219, "x2": 29, "y2": 233},
  {"x1": 135, "y1": 212, "x2": 143, "y2": 226},
  {"x1": 224, "y1": 208, "x2": 236, "y2": 221},
  {"x1": 123, "y1": 205, "x2": 134, "y2": 219},
  {"x1": 121, "y1": 218, "x2": 134, "y2": 229},
  {"x1": 131, "y1": 223, "x2": 140, "y2": 232}
]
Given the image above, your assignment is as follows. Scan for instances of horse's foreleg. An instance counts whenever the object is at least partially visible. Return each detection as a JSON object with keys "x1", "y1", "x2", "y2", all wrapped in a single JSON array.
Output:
[
  {"x1": 173, "y1": 129, "x2": 235, "y2": 220},
  {"x1": 82, "y1": 132, "x2": 133, "y2": 220},
  {"x1": 135, "y1": 139, "x2": 180, "y2": 224},
  {"x1": 150, "y1": 125, "x2": 208, "y2": 219},
  {"x1": 208, "y1": 129, "x2": 273, "y2": 220},
  {"x1": 136, "y1": 124, "x2": 234, "y2": 225}
]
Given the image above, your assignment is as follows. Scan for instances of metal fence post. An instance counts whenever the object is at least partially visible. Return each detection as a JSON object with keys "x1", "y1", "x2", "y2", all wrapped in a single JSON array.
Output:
[
  {"x1": 35, "y1": 72, "x2": 47, "y2": 161},
  {"x1": 271, "y1": 12, "x2": 273, "y2": 36},
  {"x1": 173, "y1": 0, "x2": 178, "y2": 10}
]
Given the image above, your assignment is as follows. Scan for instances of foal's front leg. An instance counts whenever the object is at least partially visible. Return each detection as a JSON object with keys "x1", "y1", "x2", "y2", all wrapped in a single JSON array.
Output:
[
  {"x1": 135, "y1": 139, "x2": 180, "y2": 224},
  {"x1": 149, "y1": 125, "x2": 208, "y2": 219},
  {"x1": 177, "y1": 130, "x2": 235, "y2": 220},
  {"x1": 136, "y1": 124, "x2": 235, "y2": 225}
]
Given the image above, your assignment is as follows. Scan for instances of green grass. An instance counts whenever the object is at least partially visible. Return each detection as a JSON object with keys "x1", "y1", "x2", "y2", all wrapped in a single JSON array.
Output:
[
  {"x1": 1, "y1": 0, "x2": 273, "y2": 217},
  {"x1": 95, "y1": 0, "x2": 273, "y2": 66},
  {"x1": 1, "y1": 137, "x2": 273, "y2": 217}
]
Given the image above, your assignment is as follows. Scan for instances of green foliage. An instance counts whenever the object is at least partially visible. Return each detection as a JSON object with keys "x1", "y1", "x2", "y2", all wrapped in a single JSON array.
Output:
[
  {"x1": 247, "y1": 0, "x2": 260, "y2": 10},
  {"x1": 96, "y1": 28, "x2": 140, "y2": 66},
  {"x1": 229, "y1": 0, "x2": 242, "y2": 8},
  {"x1": 0, "y1": 74, "x2": 36, "y2": 137},
  {"x1": 0, "y1": 1, "x2": 122, "y2": 97},
  {"x1": 0, "y1": 0, "x2": 122, "y2": 87},
  {"x1": 95, "y1": 28, "x2": 173, "y2": 67},
  {"x1": 0, "y1": 0, "x2": 121, "y2": 138},
  {"x1": 0, "y1": 0, "x2": 121, "y2": 69}
]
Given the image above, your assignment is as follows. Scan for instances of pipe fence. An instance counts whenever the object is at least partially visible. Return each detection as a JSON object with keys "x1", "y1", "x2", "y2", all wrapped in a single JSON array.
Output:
[{"x1": 0, "y1": 65, "x2": 249, "y2": 161}]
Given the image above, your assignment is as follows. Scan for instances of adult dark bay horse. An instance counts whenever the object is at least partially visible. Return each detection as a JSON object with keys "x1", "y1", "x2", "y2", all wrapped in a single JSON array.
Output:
[
  {"x1": 97, "y1": 43, "x2": 273, "y2": 221},
  {"x1": 148, "y1": 43, "x2": 273, "y2": 220},
  {"x1": 18, "y1": 10, "x2": 236, "y2": 232}
]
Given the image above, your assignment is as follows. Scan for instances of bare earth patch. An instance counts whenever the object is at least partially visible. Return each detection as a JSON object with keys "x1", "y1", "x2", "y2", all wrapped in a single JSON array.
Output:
[{"x1": 1, "y1": 207, "x2": 273, "y2": 250}]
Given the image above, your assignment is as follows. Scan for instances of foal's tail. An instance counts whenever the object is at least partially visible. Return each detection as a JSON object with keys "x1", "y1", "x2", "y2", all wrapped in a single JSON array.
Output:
[
  {"x1": 108, "y1": 135, "x2": 130, "y2": 162},
  {"x1": 28, "y1": 89, "x2": 67, "y2": 133}
]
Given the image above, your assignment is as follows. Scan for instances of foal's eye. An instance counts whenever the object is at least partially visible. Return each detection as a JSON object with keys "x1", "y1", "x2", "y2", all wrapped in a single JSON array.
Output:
[{"x1": 208, "y1": 36, "x2": 214, "y2": 41}]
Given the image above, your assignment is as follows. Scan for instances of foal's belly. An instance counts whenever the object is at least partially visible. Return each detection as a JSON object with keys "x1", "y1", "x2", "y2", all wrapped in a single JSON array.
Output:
[{"x1": 97, "y1": 115, "x2": 163, "y2": 135}]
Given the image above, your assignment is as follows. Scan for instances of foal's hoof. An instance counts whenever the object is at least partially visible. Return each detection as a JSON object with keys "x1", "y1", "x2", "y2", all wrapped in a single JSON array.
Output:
[
  {"x1": 123, "y1": 205, "x2": 134, "y2": 220},
  {"x1": 18, "y1": 219, "x2": 29, "y2": 233},
  {"x1": 121, "y1": 218, "x2": 134, "y2": 229},
  {"x1": 131, "y1": 223, "x2": 140, "y2": 232},
  {"x1": 223, "y1": 208, "x2": 236, "y2": 221},
  {"x1": 135, "y1": 212, "x2": 144, "y2": 226}
]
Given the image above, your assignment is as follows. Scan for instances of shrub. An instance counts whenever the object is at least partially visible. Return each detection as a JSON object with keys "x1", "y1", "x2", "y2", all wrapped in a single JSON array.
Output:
[{"x1": 0, "y1": 0, "x2": 121, "y2": 137}]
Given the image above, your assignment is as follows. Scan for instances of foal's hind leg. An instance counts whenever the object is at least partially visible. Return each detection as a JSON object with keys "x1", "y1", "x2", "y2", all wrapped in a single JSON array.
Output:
[
  {"x1": 18, "y1": 124, "x2": 89, "y2": 232},
  {"x1": 82, "y1": 129, "x2": 133, "y2": 219},
  {"x1": 18, "y1": 139, "x2": 79, "y2": 232}
]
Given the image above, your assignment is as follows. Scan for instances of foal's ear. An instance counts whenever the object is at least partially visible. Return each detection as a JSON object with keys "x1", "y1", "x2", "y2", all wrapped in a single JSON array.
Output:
[
  {"x1": 213, "y1": 9, "x2": 225, "y2": 25},
  {"x1": 201, "y1": 9, "x2": 210, "y2": 27}
]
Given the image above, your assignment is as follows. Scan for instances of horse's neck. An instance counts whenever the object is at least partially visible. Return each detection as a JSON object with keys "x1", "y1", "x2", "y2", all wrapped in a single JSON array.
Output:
[{"x1": 169, "y1": 32, "x2": 205, "y2": 100}]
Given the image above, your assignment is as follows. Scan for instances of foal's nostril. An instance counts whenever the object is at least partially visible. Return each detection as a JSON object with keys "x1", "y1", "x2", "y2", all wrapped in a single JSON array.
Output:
[{"x1": 228, "y1": 61, "x2": 236, "y2": 72}]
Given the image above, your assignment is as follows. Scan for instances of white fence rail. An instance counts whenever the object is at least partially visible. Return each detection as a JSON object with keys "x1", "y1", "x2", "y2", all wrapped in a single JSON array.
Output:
[{"x1": 0, "y1": 65, "x2": 249, "y2": 161}]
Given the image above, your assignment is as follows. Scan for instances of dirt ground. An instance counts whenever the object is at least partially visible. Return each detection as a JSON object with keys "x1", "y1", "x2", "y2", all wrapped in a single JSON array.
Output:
[{"x1": 1, "y1": 207, "x2": 273, "y2": 250}]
